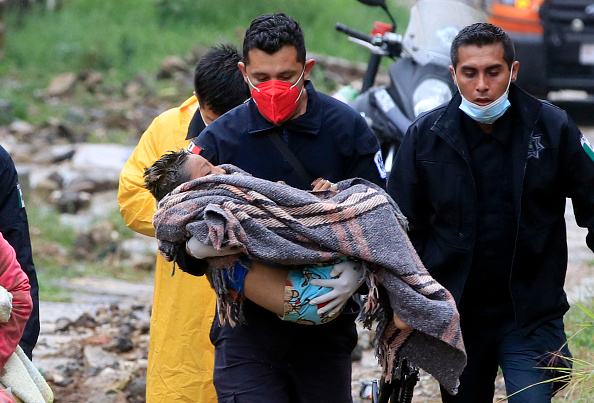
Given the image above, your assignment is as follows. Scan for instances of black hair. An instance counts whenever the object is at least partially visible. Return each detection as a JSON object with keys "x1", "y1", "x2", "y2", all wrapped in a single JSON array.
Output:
[
  {"x1": 194, "y1": 44, "x2": 250, "y2": 116},
  {"x1": 450, "y1": 23, "x2": 515, "y2": 70},
  {"x1": 242, "y1": 13, "x2": 306, "y2": 65},
  {"x1": 143, "y1": 150, "x2": 191, "y2": 201}
]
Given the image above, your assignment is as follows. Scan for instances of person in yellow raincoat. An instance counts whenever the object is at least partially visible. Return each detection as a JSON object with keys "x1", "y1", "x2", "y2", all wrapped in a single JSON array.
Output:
[{"x1": 118, "y1": 44, "x2": 250, "y2": 402}]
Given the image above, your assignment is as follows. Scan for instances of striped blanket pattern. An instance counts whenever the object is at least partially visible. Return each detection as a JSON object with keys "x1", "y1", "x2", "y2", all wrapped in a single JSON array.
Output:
[{"x1": 153, "y1": 165, "x2": 466, "y2": 394}]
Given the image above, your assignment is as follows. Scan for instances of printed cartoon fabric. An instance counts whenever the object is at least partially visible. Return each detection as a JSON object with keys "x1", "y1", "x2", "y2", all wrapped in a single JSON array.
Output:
[{"x1": 283, "y1": 264, "x2": 337, "y2": 325}]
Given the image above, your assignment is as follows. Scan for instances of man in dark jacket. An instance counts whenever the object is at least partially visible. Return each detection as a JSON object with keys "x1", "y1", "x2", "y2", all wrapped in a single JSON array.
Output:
[
  {"x1": 0, "y1": 145, "x2": 39, "y2": 360},
  {"x1": 388, "y1": 22, "x2": 594, "y2": 402},
  {"x1": 189, "y1": 13, "x2": 386, "y2": 403}
]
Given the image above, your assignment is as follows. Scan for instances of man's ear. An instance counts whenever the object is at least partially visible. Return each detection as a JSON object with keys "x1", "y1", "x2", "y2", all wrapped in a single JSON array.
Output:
[
  {"x1": 449, "y1": 65, "x2": 457, "y2": 86},
  {"x1": 303, "y1": 59, "x2": 315, "y2": 81},
  {"x1": 238, "y1": 62, "x2": 248, "y2": 84},
  {"x1": 511, "y1": 60, "x2": 520, "y2": 82}
]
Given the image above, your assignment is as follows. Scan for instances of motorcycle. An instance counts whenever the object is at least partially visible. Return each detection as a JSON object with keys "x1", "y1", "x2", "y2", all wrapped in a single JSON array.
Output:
[
  {"x1": 336, "y1": 2, "x2": 486, "y2": 402},
  {"x1": 335, "y1": 0, "x2": 486, "y2": 173}
]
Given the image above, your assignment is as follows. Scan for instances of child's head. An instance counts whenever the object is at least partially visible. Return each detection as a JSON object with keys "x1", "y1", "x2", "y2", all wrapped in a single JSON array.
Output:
[{"x1": 143, "y1": 150, "x2": 225, "y2": 201}]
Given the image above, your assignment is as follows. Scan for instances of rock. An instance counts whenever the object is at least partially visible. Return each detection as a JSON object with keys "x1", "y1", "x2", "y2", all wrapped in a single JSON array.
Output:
[
  {"x1": 31, "y1": 144, "x2": 76, "y2": 164},
  {"x1": 65, "y1": 106, "x2": 87, "y2": 125},
  {"x1": 82, "y1": 71, "x2": 104, "y2": 93},
  {"x1": 0, "y1": 99, "x2": 13, "y2": 125},
  {"x1": 111, "y1": 336, "x2": 133, "y2": 353},
  {"x1": 73, "y1": 312, "x2": 97, "y2": 329},
  {"x1": 47, "y1": 72, "x2": 77, "y2": 97},
  {"x1": 8, "y1": 119, "x2": 34, "y2": 136},
  {"x1": 51, "y1": 189, "x2": 92, "y2": 214},
  {"x1": 71, "y1": 143, "x2": 134, "y2": 172},
  {"x1": 157, "y1": 55, "x2": 189, "y2": 79},
  {"x1": 52, "y1": 373, "x2": 74, "y2": 387},
  {"x1": 125, "y1": 379, "x2": 146, "y2": 401},
  {"x1": 83, "y1": 345, "x2": 118, "y2": 369},
  {"x1": 55, "y1": 317, "x2": 72, "y2": 332}
]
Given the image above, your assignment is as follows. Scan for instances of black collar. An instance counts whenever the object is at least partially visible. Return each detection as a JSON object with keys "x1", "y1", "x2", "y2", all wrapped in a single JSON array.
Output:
[
  {"x1": 461, "y1": 108, "x2": 515, "y2": 151},
  {"x1": 186, "y1": 109, "x2": 206, "y2": 140}
]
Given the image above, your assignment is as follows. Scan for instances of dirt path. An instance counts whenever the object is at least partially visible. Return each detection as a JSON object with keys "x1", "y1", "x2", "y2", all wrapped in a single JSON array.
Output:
[{"x1": 34, "y1": 127, "x2": 594, "y2": 403}]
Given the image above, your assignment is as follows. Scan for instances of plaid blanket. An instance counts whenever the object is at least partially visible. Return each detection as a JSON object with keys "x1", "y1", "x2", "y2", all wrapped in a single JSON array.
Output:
[{"x1": 153, "y1": 165, "x2": 466, "y2": 394}]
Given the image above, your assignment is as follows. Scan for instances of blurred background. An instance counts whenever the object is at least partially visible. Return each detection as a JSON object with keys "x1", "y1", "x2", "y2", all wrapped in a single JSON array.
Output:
[{"x1": 0, "y1": 1, "x2": 592, "y2": 402}]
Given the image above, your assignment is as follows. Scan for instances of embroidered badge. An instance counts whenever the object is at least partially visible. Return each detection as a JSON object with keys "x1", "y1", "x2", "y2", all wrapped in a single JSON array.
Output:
[
  {"x1": 17, "y1": 183, "x2": 25, "y2": 208},
  {"x1": 187, "y1": 142, "x2": 202, "y2": 155},
  {"x1": 527, "y1": 133, "x2": 545, "y2": 159},
  {"x1": 580, "y1": 133, "x2": 594, "y2": 163},
  {"x1": 374, "y1": 150, "x2": 387, "y2": 179}
]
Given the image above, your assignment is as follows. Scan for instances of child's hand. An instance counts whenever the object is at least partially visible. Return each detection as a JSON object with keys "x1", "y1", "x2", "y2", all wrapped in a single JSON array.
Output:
[{"x1": 311, "y1": 178, "x2": 337, "y2": 191}]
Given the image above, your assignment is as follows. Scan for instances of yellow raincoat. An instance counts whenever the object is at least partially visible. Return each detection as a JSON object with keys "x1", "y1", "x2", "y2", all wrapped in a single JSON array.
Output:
[{"x1": 118, "y1": 96, "x2": 217, "y2": 402}]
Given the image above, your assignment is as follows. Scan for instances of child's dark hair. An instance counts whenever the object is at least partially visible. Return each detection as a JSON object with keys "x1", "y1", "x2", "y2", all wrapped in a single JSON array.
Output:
[
  {"x1": 143, "y1": 150, "x2": 192, "y2": 201},
  {"x1": 194, "y1": 44, "x2": 250, "y2": 116},
  {"x1": 243, "y1": 13, "x2": 306, "y2": 65}
]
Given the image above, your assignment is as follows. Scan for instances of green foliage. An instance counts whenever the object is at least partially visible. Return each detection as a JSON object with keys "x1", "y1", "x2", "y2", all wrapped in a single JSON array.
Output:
[
  {"x1": 0, "y1": 0, "x2": 408, "y2": 122},
  {"x1": 27, "y1": 201, "x2": 151, "y2": 301},
  {"x1": 499, "y1": 299, "x2": 594, "y2": 401}
]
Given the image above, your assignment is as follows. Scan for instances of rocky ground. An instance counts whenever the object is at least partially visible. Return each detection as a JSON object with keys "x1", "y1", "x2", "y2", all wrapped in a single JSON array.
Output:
[
  {"x1": 1, "y1": 56, "x2": 592, "y2": 401},
  {"x1": 29, "y1": 193, "x2": 592, "y2": 403},
  {"x1": 28, "y1": 127, "x2": 593, "y2": 402}
]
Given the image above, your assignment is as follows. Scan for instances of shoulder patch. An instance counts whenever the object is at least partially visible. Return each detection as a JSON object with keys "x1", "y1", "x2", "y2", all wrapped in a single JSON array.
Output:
[
  {"x1": 527, "y1": 133, "x2": 545, "y2": 160},
  {"x1": 580, "y1": 133, "x2": 594, "y2": 163},
  {"x1": 374, "y1": 150, "x2": 387, "y2": 179},
  {"x1": 187, "y1": 142, "x2": 202, "y2": 155},
  {"x1": 17, "y1": 183, "x2": 25, "y2": 208}
]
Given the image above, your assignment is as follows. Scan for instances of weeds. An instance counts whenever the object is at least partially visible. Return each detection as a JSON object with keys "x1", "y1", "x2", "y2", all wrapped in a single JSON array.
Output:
[
  {"x1": 27, "y1": 199, "x2": 152, "y2": 302},
  {"x1": 497, "y1": 299, "x2": 594, "y2": 402},
  {"x1": 0, "y1": 0, "x2": 408, "y2": 122}
]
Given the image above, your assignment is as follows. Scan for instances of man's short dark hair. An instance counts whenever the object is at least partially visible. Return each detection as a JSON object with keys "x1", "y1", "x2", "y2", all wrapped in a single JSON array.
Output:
[
  {"x1": 450, "y1": 23, "x2": 515, "y2": 70},
  {"x1": 242, "y1": 13, "x2": 306, "y2": 65},
  {"x1": 143, "y1": 150, "x2": 191, "y2": 201},
  {"x1": 194, "y1": 44, "x2": 250, "y2": 116}
]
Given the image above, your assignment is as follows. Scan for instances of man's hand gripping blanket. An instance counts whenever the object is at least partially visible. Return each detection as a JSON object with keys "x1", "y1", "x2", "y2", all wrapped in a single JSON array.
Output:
[{"x1": 153, "y1": 165, "x2": 466, "y2": 394}]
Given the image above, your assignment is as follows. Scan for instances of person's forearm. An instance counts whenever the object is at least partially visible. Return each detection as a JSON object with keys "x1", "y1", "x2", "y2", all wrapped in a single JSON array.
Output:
[{"x1": 243, "y1": 261, "x2": 289, "y2": 316}]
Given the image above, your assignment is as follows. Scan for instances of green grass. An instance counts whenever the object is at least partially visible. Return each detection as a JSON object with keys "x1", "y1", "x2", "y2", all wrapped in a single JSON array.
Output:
[
  {"x1": 0, "y1": 0, "x2": 409, "y2": 123},
  {"x1": 26, "y1": 199, "x2": 152, "y2": 302}
]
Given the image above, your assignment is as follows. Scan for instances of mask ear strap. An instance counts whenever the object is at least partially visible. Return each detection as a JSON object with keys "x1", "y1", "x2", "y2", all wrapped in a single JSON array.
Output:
[
  {"x1": 246, "y1": 75, "x2": 260, "y2": 92},
  {"x1": 290, "y1": 67, "x2": 306, "y2": 90},
  {"x1": 505, "y1": 64, "x2": 514, "y2": 92}
]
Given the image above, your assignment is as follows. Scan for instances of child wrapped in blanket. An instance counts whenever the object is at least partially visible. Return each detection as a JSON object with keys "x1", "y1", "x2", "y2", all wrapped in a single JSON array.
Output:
[
  {"x1": 144, "y1": 150, "x2": 369, "y2": 326},
  {"x1": 146, "y1": 150, "x2": 468, "y2": 395}
]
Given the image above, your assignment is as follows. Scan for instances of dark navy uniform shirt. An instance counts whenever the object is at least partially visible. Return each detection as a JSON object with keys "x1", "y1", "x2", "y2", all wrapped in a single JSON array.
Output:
[
  {"x1": 459, "y1": 110, "x2": 516, "y2": 325},
  {"x1": 0, "y1": 145, "x2": 40, "y2": 358},
  {"x1": 190, "y1": 81, "x2": 386, "y2": 190},
  {"x1": 189, "y1": 81, "x2": 385, "y2": 356}
]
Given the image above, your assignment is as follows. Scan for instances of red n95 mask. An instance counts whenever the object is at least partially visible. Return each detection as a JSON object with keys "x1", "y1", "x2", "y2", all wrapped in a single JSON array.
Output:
[{"x1": 247, "y1": 68, "x2": 305, "y2": 125}]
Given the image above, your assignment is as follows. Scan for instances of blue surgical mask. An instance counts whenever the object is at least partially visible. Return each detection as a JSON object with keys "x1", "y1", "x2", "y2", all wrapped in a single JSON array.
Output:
[{"x1": 455, "y1": 67, "x2": 513, "y2": 124}]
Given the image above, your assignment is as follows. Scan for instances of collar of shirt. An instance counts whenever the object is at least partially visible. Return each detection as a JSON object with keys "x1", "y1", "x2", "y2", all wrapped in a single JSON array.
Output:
[
  {"x1": 461, "y1": 108, "x2": 515, "y2": 151},
  {"x1": 186, "y1": 109, "x2": 206, "y2": 140},
  {"x1": 247, "y1": 81, "x2": 323, "y2": 136}
]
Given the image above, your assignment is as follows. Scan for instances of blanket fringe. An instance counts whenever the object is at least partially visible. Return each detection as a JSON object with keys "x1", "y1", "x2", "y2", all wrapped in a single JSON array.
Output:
[{"x1": 208, "y1": 260, "x2": 248, "y2": 326}]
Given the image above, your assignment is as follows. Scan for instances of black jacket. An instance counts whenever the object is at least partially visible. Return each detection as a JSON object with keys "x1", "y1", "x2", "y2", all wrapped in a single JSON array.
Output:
[
  {"x1": 0, "y1": 145, "x2": 40, "y2": 357},
  {"x1": 388, "y1": 84, "x2": 594, "y2": 335}
]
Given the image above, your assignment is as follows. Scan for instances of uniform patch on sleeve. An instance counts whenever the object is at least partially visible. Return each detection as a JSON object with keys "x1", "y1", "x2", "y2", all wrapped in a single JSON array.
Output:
[
  {"x1": 374, "y1": 150, "x2": 387, "y2": 179},
  {"x1": 17, "y1": 183, "x2": 25, "y2": 208},
  {"x1": 187, "y1": 142, "x2": 202, "y2": 155},
  {"x1": 581, "y1": 134, "x2": 594, "y2": 163}
]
